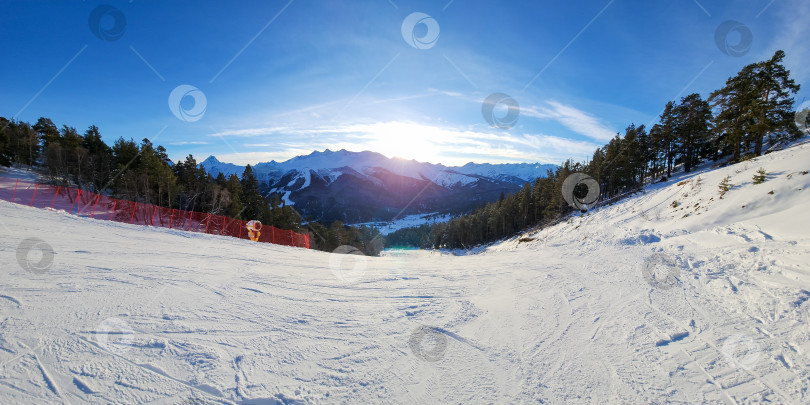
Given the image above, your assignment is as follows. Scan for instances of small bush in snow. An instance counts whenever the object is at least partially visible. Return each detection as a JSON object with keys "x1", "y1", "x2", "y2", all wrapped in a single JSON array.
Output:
[
  {"x1": 719, "y1": 176, "x2": 732, "y2": 198},
  {"x1": 753, "y1": 167, "x2": 767, "y2": 184}
]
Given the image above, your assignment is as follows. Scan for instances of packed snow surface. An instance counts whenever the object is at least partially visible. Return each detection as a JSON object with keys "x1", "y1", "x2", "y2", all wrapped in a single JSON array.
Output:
[{"x1": 1, "y1": 142, "x2": 810, "y2": 403}]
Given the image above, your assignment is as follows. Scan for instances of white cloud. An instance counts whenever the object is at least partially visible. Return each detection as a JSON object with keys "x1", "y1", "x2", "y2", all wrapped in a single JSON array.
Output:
[
  {"x1": 207, "y1": 121, "x2": 600, "y2": 166},
  {"x1": 762, "y1": 0, "x2": 810, "y2": 85},
  {"x1": 522, "y1": 101, "x2": 617, "y2": 141},
  {"x1": 169, "y1": 141, "x2": 208, "y2": 145}
]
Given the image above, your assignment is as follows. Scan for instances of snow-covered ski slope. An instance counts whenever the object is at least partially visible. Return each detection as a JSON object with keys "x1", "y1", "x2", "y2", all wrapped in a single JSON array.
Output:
[{"x1": 1, "y1": 141, "x2": 809, "y2": 404}]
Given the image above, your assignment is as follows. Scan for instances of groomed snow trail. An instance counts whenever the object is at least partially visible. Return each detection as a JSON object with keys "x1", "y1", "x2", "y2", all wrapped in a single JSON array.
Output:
[{"x1": 1, "y1": 142, "x2": 809, "y2": 404}]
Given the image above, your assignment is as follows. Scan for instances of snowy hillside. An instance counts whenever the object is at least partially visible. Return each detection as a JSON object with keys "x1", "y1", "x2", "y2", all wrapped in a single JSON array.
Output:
[{"x1": 1, "y1": 142, "x2": 809, "y2": 403}]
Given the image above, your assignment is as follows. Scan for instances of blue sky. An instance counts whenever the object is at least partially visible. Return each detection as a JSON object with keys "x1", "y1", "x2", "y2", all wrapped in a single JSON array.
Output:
[{"x1": 2, "y1": 0, "x2": 808, "y2": 166}]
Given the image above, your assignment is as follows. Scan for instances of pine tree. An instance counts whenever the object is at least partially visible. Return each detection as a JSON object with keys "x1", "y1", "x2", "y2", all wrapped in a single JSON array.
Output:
[
  {"x1": 711, "y1": 50, "x2": 800, "y2": 160},
  {"x1": 240, "y1": 164, "x2": 264, "y2": 221},
  {"x1": 0, "y1": 117, "x2": 11, "y2": 167},
  {"x1": 749, "y1": 50, "x2": 801, "y2": 154},
  {"x1": 676, "y1": 93, "x2": 712, "y2": 172},
  {"x1": 710, "y1": 64, "x2": 758, "y2": 162}
]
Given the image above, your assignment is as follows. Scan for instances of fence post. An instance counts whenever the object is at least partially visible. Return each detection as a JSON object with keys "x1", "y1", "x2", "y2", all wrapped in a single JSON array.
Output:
[
  {"x1": 289, "y1": 230, "x2": 293, "y2": 246},
  {"x1": 306, "y1": 233, "x2": 310, "y2": 249},
  {"x1": 90, "y1": 193, "x2": 100, "y2": 218},
  {"x1": 222, "y1": 217, "x2": 227, "y2": 235},
  {"x1": 51, "y1": 186, "x2": 60, "y2": 209},
  {"x1": 187, "y1": 210, "x2": 193, "y2": 231},
  {"x1": 169, "y1": 209, "x2": 174, "y2": 229},
  {"x1": 272, "y1": 226, "x2": 275, "y2": 244},
  {"x1": 151, "y1": 205, "x2": 157, "y2": 226},
  {"x1": 239, "y1": 220, "x2": 243, "y2": 239},
  {"x1": 129, "y1": 202, "x2": 137, "y2": 224},
  {"x1": 72, "y1": 189, "x2": 82, "y2": 215},
  {"x1": 12, "y1": 179, "x2": 18, "y2": 202},
  {"x1": 110, "y1": 199, "x2": 117, "y2": 221},
  {"x1": 30, "y1": 183, "x2": 39, "y2": 206},
  {"x1": 205, "y1": 213, "x2": 211, "y2": 233}
]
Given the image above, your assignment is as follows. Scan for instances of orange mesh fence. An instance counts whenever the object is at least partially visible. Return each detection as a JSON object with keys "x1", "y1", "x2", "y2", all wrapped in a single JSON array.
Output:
[{"x1": 0, "y1": 178, "x2": 309, "y2": 248}]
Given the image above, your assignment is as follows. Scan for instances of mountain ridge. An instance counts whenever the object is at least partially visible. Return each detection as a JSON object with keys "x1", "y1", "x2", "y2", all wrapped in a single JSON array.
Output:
[
  {"x1": 200, "y1": 149, "x2": 558, "y2": 224},
  {"x1": 201, "y1": 149, "x2": 557, "y2": 185}
]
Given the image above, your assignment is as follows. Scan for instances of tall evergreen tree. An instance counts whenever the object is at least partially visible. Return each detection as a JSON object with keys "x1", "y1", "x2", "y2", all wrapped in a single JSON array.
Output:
[{"x1": 675, "y1": 93, "x2": 712, "y2": 172}]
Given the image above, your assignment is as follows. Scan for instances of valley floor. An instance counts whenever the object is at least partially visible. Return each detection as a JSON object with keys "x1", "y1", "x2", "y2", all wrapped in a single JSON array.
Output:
[{"x1": 1, "y1": 142, "x2": 810, "y2": 403}]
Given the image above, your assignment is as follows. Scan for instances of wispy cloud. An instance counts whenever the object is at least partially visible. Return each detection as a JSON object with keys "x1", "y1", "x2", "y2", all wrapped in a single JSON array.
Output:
[
  {"x1": 761, "y1": 0, "x2": 810, "y2": 87},
  {"x1": 206, "y1": 120, "x2": 600, "y2": 166},
  {"x1": 169, "y1": 141, "x2": 209, "y2": 145},
  {"x1": 522, "y1": 101, "x2": 617, "y2": 141}
]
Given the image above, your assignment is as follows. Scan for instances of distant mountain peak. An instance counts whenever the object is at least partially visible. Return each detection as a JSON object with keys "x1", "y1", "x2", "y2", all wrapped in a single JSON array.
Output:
[{"x1": 199, "y1": 149, "x2": 558, "y2": 223}]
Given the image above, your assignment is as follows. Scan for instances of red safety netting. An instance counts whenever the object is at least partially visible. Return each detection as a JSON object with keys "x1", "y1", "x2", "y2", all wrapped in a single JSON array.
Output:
[
  {"x1": 225, "y1": 217, "x2": 247, "y2": 239},
  {"x1": 171, "y1": 209, "x2": 191, "y2": 231},
  {"x1": 153, "y1": 206, "x2": 174, "y2": 228},
  {"x1": 53, "y1": 187, "x2": 81, "y2": 213},
  {"x1": 76, "y1": 190, "x2": 98, "y2": 216},
  {"x1": 30, "y1": 184, "x2": 61, "y2": 210},
  {"x1": 207, "y1": 214, "x2": 226, "y2": 236},
  {"x1": 188, "y1": 211, "x2": 208, "y2": 233},
  {"x1": 0, "y1": 178, "x2": 310, "y2": 248},
  {"x1": 0, "y1": 178, "x2": 16, "y2": 202},
  {"x1": 11, "y1": 181, "x2": 38, "y2": 206},
  {"x1": 131, "y1": 202, "x2": 156, "y2": 226}
]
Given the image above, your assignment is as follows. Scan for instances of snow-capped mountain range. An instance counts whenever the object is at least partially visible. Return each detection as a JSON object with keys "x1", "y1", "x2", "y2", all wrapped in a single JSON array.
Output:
[{"x1": 201, "y1": 150, "x2": 557, "y2": 223}]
